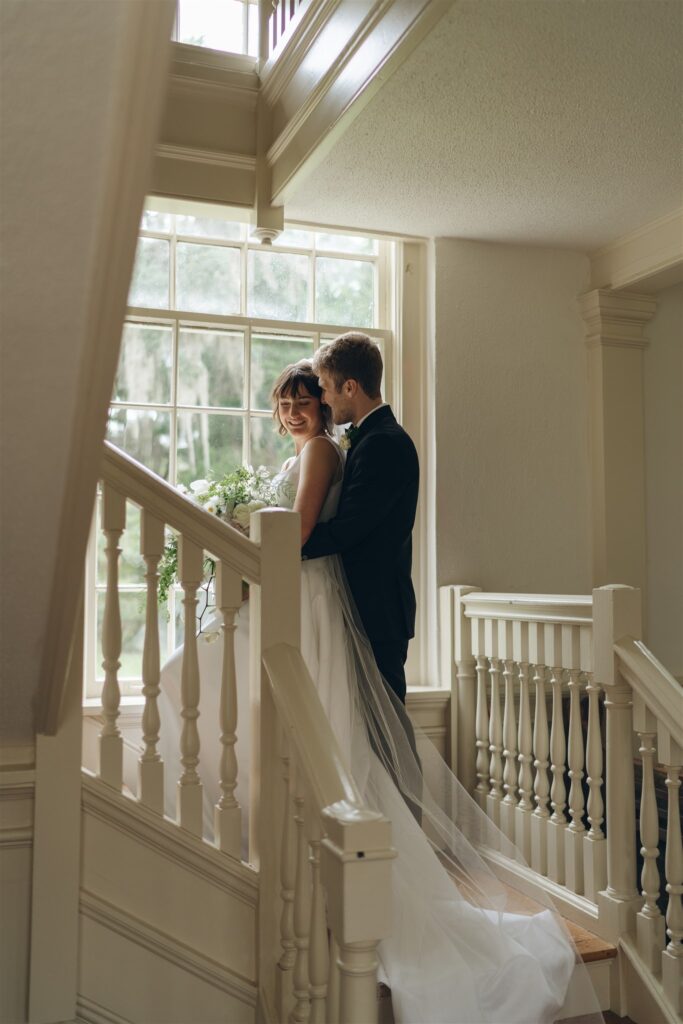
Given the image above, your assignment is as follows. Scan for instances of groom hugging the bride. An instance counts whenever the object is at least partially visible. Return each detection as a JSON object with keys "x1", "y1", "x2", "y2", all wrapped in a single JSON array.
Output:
[{"x1": 303, "y1": 332, "x2": 419, "y2": 709}]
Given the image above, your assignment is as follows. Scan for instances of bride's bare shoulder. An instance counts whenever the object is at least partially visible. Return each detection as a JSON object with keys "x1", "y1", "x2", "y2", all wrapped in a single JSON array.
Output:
[{"x1": 300, "y1": 434, "x2": 341, "y2": 471}]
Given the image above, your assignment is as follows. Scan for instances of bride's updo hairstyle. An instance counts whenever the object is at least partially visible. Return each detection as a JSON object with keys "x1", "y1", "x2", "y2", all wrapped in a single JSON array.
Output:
[
  {"x1": 312, "y1": 331, "x2": 382, "y2": 398},
  {"x1": 271, "y1": 360, "x2": 333, "y2": 437}
]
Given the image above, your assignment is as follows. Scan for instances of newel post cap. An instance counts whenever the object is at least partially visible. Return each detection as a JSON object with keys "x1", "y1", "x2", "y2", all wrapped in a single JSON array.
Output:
[{"x1": 593, "y1": 585, "x2": 642, "y2": 686}]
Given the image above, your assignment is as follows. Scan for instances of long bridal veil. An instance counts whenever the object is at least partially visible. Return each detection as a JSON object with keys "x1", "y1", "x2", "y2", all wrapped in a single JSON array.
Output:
[{"x1": 324, "y1": 555, "x2": 604, "y2": 1024}]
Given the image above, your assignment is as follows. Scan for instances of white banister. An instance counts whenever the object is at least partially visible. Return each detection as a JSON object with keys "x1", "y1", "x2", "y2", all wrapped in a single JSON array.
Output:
[
  {"x1": 290, "y1": 769, "x2": 311, "y2": 1024},
  {"x1": 487, "y1": 655, "x2": 504, "y2": 827},
  {"x1": 662, "y1": 763, "x2": 683, "y2": 1014},
  {"x1": 99, "y1": 483, "x2": 125, "y2": 790},
  {"x1": 138, "y1": 509, "x2": 164, "y2": 812},
  {"x1": 308, "y1": 817, "x2": 329, "y2": 1024},
  {"x1": 548, "y1": 662, "x2": 567, "y2": 884},
  {"x1": 452, "y1": 585, "x2": 480, "y2": 794},
  {"x1": 531, "y1": 662, "x2": 550, "y2": 876},
  {"x1": 474, "y1": 653, "x2": 490, "y2": 810},
  {"x1": 583, "y1": 671, "x2": 607, "y2": 902},
  {"x1": 501, "y1": 656, "x2": 518, "y2": 843},
  {"x1": 214, "y1": 561, "x2": 243, "y2": 857},
  {"x1": 516, "y1": 659, "x2": 533, "y2": 862},
  {"x1": 277, "y1": 739, "x2": 297, "y2": 1020}
]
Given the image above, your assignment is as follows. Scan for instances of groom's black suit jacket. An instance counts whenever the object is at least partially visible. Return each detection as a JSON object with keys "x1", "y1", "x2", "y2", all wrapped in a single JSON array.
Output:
[{"x1": 302, "y1": 405, "x2": 419, "y2": 661}]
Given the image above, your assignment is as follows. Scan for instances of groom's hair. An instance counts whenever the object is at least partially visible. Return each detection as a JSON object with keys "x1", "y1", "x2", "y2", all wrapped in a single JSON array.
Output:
[{"x1": 313, "y1": 332, "x2": 383, "y2": 398}]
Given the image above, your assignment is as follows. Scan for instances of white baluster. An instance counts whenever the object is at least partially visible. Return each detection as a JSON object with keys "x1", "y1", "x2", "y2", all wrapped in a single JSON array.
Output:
[
  {"x1": 583, "y1": 673, "x2": 607, "y2": 902},
  {"x1": 547, "y1": 665, "x2": 568, "y2": 884},
  {"x1": 99, "y1": 485, "x2": 125, "y2": 790},
  {"x1": 276, "y1": 742, "x2": 296, "y2": 1022},
  {"x1": 515, "y1": 661, "x2": 533, "y2": 861},
  {"x1": 308, "y1": 817, "x2": 328, "y2": 1024},
  {"x1": 214, "y1": 561, "x2": 243, "y2": 857},
  {"x1": 138, "y1": 510, "x2": 164, "y2": 812},
  {"x1": 564, "y1": 669, "x2": 586, "y2": 895},
  {"x1": 290, "y1": 768, "x2": 310, "y2": 1023},
  {"x1": 176, "y1": 535, "x2": 204, "y2": 836},
  {"x1": 661, "y1": 763, "x2": 683, "y2": 1014},
  {"x1": 474, "y1": 654, "x2": 490, "y2": 811},
  {"x1": 531, "y1": 664, "x2": 550, "y2": 876},
  {"x1": 487, "y1": 656, "x2": 504, "y2": 826},
  {"x1": 500, "y1": 658, "x2": 518, "y2": 842},
  {"x1": 635, "y1": 731, "x2": 665, "y2": 974}
]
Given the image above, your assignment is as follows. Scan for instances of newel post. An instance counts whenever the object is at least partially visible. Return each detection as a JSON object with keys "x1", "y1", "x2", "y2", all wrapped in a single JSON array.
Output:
[
  {"x1": 444, "y1": 585, "x2": 480, "y2": 791},
  {"x1": 593, "y1": 584, "x2": 644, "y2": 940},
  {"x1": 250, "y1": 508, "x2": 301, "y2": 1011},
  {"x1": 321, "y1": 803, "x2": 395, "y2": 1024}
]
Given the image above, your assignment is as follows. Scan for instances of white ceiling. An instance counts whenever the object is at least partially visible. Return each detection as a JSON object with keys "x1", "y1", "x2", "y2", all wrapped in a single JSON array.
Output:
[{"x1": 287, "y1": 0, "x2": 682, "y2": 251}]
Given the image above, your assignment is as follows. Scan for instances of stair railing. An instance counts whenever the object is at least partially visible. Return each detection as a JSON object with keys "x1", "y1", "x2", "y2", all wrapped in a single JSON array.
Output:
[
  {"x1": 93, "y1": 441, "x2": 393, "y2": 1023},
  {"x1": 259, "y1": 0, "x2": 310, "y2": 63},
  {"x1": 442, "y1": 582, "x2": 682, "y2": 1019}
]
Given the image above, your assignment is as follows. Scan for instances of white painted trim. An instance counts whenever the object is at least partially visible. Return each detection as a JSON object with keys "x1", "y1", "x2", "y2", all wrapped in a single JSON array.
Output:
[
  {"x1": 615, "y1": 637, "x2": 683, "y2": 749},
  {"x1": 156, "y1": 144, "x2": 257, "y2": 171},
  {"x1": 0, "y1": 744, "x2": 36, "y2": 772},
  {"x1": 619, "y1": 936, "x2": 680, "y2": 1024},
  {"x1": 80, "y1": 890, "x2": 259, "y2": 1005},
  {"x1": 76, "y1": 994, "x2": 133, "y2": 1024},
  {"x1": 29, "y1": 597, "x2": 85, "y2": 1023},
  {"x1": 261, "y1": 0, "x2": 338, "y2": 105},
  {"x1": 590, "y1": 208, "x2": 683, "y2": 292},
  {"x1": 81, "y1": 772, "x2": 258, "y2": 905},
  {"x1": 0, "y1": 826, "x2": 33, "y2": 850},
  {"x1": 35, "y1": 0, "x2": 177, "y2": 735},
  {"x1": 462, "y1": 592, "x2": 593, "y2": 627}
]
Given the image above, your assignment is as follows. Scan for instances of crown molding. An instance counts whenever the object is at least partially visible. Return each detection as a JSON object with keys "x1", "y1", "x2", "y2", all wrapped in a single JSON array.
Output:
[
  {"x1": 590, "y1": 208, "x2": 683, "y2": 293},
  {"x1": 156, "y1": 144, "x2": 256, "y2": 171},
  {"x1": 580, "y1": 289, "x2": 657, "y2": 348}
]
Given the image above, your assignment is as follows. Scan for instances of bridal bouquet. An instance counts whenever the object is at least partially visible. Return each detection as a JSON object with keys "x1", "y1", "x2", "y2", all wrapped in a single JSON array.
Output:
[{"x1": 158, "y1": 465, "x2": 277, "y2": 607}]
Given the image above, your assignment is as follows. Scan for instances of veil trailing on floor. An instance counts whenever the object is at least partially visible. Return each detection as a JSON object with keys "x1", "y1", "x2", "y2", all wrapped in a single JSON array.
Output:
[{"x1": 324, "y1": 554, "x2": 604, "y2": 1024}]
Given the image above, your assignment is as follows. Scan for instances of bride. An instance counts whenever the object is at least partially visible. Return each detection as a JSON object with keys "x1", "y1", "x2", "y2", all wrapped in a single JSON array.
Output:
[{"x1": 158, "y1": 360, "x2": 600, "y2": 1024}]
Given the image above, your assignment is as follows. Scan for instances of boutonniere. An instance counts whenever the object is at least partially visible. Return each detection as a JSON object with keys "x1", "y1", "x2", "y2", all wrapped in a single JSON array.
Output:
[{"x1": 339, "y1": 425, "x2": 360, "y2": 451}]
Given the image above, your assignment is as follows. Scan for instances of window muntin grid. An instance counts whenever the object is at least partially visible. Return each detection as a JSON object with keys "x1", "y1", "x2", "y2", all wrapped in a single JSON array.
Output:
[{"x1": 86, "y1": 212, "x2": 393, "y2": 697}]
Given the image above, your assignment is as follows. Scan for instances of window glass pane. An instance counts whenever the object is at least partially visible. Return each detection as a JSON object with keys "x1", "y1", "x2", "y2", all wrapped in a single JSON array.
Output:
[
  {"x1": 107, "y1": 408, "x2": 171, "y2": 479},
  {"x1": 113, "y1": 323, "x2": 173, "y2": 405},
  {"x1": 175, "y1": 215, "x2": 242, "y2": 241},
  {"x1": 128, "y1": 237, "x2": 170, "y2": 308},
  {"x1": 247, "y1": 1, "x2": 259, "y2": 57},
  {"x1": 250, "y1": 334, "x2": 314, "y2": 410},
  {"x1": 176, "y1": 412, "x2": 243, "y2": 485},
  {"x1": 273, "y1": 228, "x2": 313, "y2": 250},
  {"x1": 247, "y1": 250, "x2": 308, "y2": 322},
  {"x1": 96, "y1": 499, "x2": 144, "y2": 585},
  {"x1": 315, "y1": 232, "x2": 377, "y2": 255},
  {"x1": 178, "y1": 328, "x2": 244, "y2": 408},
  {"x1": 177, "y1": 0, "x2": 245, "y2": 52},
  {"x1": 315, "y1": 258, "x2": 374, "y2": 328},
  {"x1": 96, "y1": 591, "x2": 168, "y2": 684},
  {"x1": 250, "y1": 415, "x2": 295, "y2": 473},
  {"x1": 141, "y1": 210, "x2": 172, "y2": 233},
  {"x1": 176, "y1": 242, "x2": 241, "y2": 315}
]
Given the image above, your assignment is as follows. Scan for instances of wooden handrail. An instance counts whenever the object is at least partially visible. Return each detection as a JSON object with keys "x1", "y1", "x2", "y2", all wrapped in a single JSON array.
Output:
[
  {"x1": 462, "y1": 591, "x2": 593, "y2": 626},
  {"x1": 615, "y1": 636, "x2": 683, "y2": 750},
  {"x1": 262, "y1": 642, "x2": 362, "y2": 813},
  {"x1": 101, "y1": 441, "x2": 262, "y2": 583}
]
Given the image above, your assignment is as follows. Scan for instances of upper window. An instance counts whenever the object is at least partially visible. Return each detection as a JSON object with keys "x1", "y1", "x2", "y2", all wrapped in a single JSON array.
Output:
[{"x1": 173, "y1": 0, "x2": 259, "y2": 57}]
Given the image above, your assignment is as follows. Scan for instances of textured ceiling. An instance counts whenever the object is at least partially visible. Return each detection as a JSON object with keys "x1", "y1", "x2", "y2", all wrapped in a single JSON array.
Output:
[{"x1": 287, "y1": 0, "x2": 682, "y2": 250}]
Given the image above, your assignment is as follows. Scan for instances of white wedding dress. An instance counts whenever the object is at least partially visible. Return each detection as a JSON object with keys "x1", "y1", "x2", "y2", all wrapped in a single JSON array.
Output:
[{"x1": 157, "y1": 439, "x2": 597, "y2": 1024}]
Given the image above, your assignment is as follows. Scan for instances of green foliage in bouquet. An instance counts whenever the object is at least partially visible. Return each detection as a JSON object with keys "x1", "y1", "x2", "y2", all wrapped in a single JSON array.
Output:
[{"x1": 157, "y1": 465, "x2": 277, "y2": 609}]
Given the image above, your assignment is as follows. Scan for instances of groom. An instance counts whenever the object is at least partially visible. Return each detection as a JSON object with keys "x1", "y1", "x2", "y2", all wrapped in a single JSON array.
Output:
[{"x1": 302, "y1": 331, "x2": 419, "y2": 706}]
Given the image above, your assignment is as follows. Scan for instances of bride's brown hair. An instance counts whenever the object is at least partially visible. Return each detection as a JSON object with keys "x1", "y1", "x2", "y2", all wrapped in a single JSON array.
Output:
[{"x1": 271, "y1": 360, "x2": 333, "y2": 437}]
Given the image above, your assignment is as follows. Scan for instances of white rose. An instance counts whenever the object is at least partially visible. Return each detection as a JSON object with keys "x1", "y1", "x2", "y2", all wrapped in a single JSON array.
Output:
[
  {"x1": 231, "y1": 499, "x2": 266, "y2": 530},
  {"x1": 190, "y1": 479, "x2": 210, "y2": 494},
  {"x1": 204, "y1": 498, "x2": 218, "y2": 515}
]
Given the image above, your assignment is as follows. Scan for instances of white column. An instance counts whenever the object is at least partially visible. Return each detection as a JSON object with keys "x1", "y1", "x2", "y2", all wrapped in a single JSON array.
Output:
[
  {"x1": 138, "y1": 509, "x2": 164, "y2": 813},
  {"x1": 214, "y1": 561, "x2": 243, "y2": 857},
  {"x1": 99, "y1": 484, "x2": 125, "y2": 790},
  {"x1": 580, "y1": 290, "x2": 656, "y2": 603},
  {"x1": 177, "y1": 535, "x2": 204, "y2": 836}
]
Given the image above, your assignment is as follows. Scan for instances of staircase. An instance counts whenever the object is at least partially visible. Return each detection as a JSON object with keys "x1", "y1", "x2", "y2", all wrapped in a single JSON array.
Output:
[{"x1": 71, "y1": 442, "x2": 683, "y2": 1023}]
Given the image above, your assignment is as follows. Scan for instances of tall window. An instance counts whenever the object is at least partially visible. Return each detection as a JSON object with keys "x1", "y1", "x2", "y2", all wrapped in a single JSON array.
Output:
[
  {"x1": 85, "y1": 205, "x2": 394, "y2": 698},
  {"x1": 173, "y1": 0, "x2": 259, "y2": 57}
]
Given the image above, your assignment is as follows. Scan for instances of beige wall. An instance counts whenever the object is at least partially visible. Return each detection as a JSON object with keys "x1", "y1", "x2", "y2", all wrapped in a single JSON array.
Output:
[
  {"x1": 643, "y1": 282, "x2": 683, "y2": 676},
  {"x1": 433, "y1": 239, "x2": 592, "y2": 594}
]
